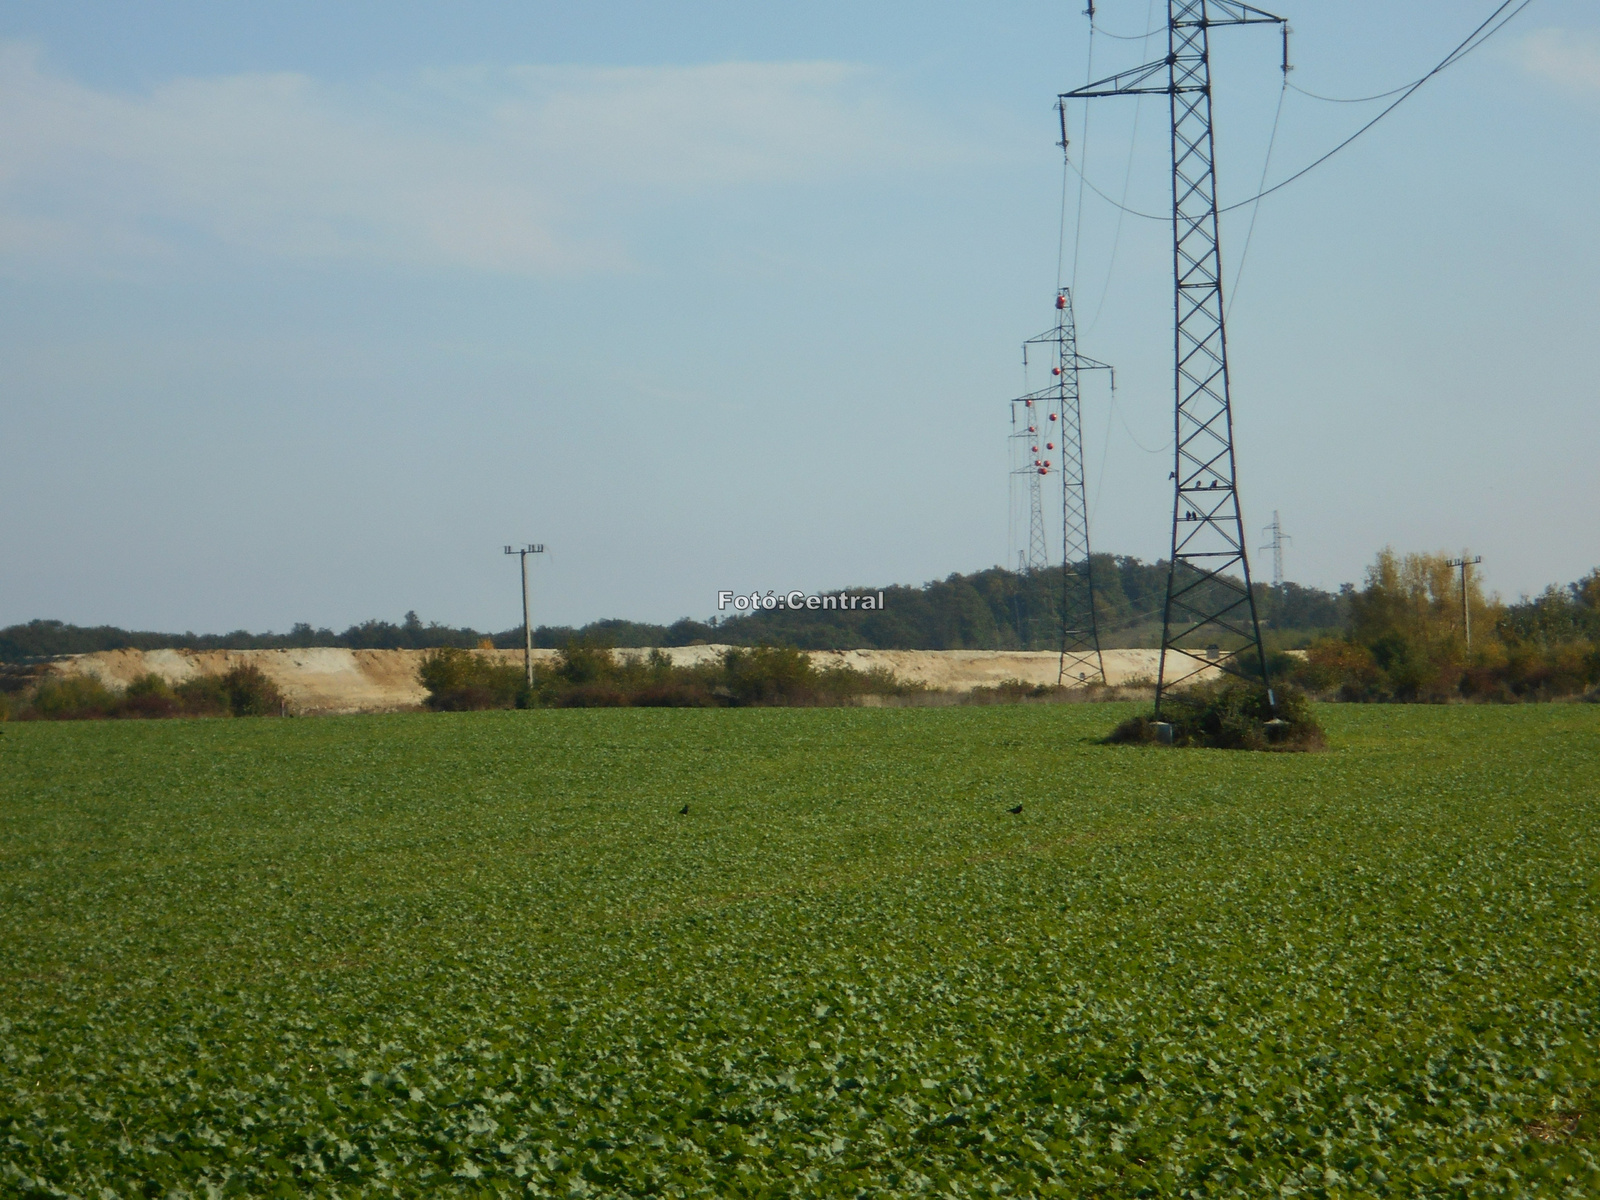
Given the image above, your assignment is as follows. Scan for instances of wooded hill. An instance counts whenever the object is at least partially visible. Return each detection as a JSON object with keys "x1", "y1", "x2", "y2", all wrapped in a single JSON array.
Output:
[{"x1": 1, "y1": 556, "x2": 1347, "y2": 660}]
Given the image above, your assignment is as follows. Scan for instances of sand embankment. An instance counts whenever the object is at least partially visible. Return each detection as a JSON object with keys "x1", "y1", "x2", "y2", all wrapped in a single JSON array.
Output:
[{"x1": 47, "y1": 646, "x2": 1210, "y2": 715}]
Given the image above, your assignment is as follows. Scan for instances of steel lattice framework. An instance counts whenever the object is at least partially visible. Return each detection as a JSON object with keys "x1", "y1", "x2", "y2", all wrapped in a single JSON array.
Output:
[
  {"x1": 1063, "y1": 0, "x2": 1280, "y2": 714},
  {"x1": 1021, "y1": 289, "x2": 1111, "y2": 685},
  {"x1": 1014, "y1": 418, "x2": 1049, "y2": 577},
  {"x1": 1008, "y1": 373, "x2": 1050, "y2": 650}
]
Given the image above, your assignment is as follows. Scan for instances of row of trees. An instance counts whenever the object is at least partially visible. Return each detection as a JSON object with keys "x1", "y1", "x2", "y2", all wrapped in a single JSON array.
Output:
[
  {"x1": 697, "y1": 558, "x2": 1346, "y2": 652},
  {"x1": 1283, "y1": 550, "x2": 1600, "y2": 701},
  {"x1": 0, "y1": 610, "x2": 488, "y2": 660},
  {"x1": 0, "y1": 558, "x2": 1350, "y2": 662}
]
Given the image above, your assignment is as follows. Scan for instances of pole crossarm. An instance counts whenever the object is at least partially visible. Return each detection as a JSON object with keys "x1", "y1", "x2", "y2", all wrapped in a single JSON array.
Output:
[
  {"x1": 1062, "y1": 59, "x2": 1172, "y2": 99},
  {"x1": 1199, "y1": 1, "x2": 1284, "y2": 27},
  {"x1": 1061, "y1": 4, "x2": 1282, "y2": 100}
]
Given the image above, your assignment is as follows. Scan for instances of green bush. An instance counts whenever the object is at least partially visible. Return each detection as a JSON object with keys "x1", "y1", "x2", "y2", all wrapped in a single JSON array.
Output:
[
  {"x1": 174, "y1": 676, "x2": 230, "y2": 716},
  {"x1": 1107, "y1": 679, "x2": 1324, "y2": 751},
  {"x1": 721, "y1": 645, "x2": 818, "y2": 705},
  {"x1": 419, "y1": 647, "x2": 527, "y2": 711},
  {"x1": 26, "y1": 676, "x2": 120, "y2": 720},
  {"x1": 422, "y1": 642, "x2": 928, "y2": 712},
  {"x1": 14, "y1": 664, "x2": 286, "y2": 720},
  {"x1": 122, "y1": 673, "x2": 180, "y2": 718},
  {"x1": 554, "y1": 640, "x2": 615, "y2": 686},
  {"x1": 965, "y1": 678, "x2": 1061, "y2": 704},
  {"x1": 221, "y1": 663, "x2": 286, "y2": 717}
]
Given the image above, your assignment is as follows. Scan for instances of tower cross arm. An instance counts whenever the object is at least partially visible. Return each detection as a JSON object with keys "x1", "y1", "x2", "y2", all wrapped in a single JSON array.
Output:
[
  {"x1": 1200, "y1": 1, "x2": 1284, "y2": 28},
  {"x1": 1061, "y1": 59, "x2": 1173, "y2": 99}
]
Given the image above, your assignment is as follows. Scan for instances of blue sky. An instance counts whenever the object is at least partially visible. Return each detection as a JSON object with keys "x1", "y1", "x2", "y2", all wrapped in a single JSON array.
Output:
[{"x1": 1, "y1": 1, "x2": 1594, "y2": 633}]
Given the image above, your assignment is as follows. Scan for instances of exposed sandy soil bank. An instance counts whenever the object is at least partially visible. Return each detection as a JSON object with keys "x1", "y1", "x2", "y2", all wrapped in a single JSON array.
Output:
[{"x1": 47, "y1": 646, "x2": 1215, "y2": 715}]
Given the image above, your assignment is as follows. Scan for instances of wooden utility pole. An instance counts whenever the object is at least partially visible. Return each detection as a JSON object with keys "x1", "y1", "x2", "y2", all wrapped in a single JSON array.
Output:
[
  {"x1": 504, "y1": 544, "x2": 545, "y2": 686},
  {"x1": 1446, "y1": 552, "x2": 1482, "y2": 649}
]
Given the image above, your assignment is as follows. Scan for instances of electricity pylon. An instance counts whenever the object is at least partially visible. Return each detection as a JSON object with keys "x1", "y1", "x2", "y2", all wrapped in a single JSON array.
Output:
[
  {"x1": 1010, "y1": 393, "x2": 1050, "y2": 579},
  {"x1": 1008, "y1": 370, "x2": 1050, "y2": 649},
  {"x1": 1260, "y1": 510, "x2": 1290, "y2": 587},
  {"x1": 1022, "y1": 289, "x2": 1111, "y2": 685},
  {"x1": 1062, "y1": 0, "x2": 1283, "y2": 715}
]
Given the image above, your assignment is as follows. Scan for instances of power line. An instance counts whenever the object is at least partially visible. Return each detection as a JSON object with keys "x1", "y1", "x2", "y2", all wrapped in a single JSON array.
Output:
[
  {"x1": 1226, "y1": 78, "x2": 1288, "y2": 319},
  {"x1": 1085, "y1": 0, "x2": 1159, "y2": 334},
  {"x1": 1068, "y1": 24, "x2": 1096, "y2": 293},
  {"x1": 1063, "y1": 0, "x2": 1535, "y2": 223},
  {"x1": 1217, "y1": 0, "x2": 1533, "y2": 214},
  {"x1": 1288, "y1": 80, "x2": 1415, "y2": 104},
  {"x1": 1091, "y1": 20, "x2": 1165, "y2": 41}
]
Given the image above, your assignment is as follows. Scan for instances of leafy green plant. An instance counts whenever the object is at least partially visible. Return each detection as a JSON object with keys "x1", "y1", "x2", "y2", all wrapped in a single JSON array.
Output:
[
  {"x1": 174, "y1": 674, "x2": 230, "y2": 715},
  {"x1": 120, "y1": 672, "x2": 180, "y2": 718},
  {"x1": 1107, "y1": 678, "x2": 1324, "y2": 750},
  {"x1": 21, "y1": 674, "x2": 119, "y2": 719},
  {"x1": 219, "y1": 662, "x2": 286, "y2": 716},
  {"x1": 553, "y1": 638, "x2": 615, "y2": 686},
  {"x1": 419, "y1": 646, "x2": 527, "y2": 710},
  {"x1": 2, "y1": 705, "x2": 1598, "y2": 1197}
]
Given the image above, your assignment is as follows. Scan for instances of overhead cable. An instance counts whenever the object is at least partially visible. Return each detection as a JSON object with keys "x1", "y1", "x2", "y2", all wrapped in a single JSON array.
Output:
[
  {"x1": 1065, "y1": 0, "x2": 1535, "y2": 222},
  {"x1": 1226, "y1": 79, "x2": 1288, "y2": 318},
  {"x1": 1216, "y1": 0, "x2": 1533, "y2": 214},
  {"x1": 1287, "y1": 80, "x2": 1415, "y2": 104},
  {"x1": 1091, "y1": 20, "x2": 1165, "y2": 41}
]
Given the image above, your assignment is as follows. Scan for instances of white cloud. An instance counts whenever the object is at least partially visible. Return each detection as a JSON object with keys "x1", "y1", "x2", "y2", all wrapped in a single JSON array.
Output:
[
  {"x1": 0, "y1": 45, "x2": 961, "y2": 277},
  {"x1": 1516, "y1": 28, "x2": 1600, "y2": 95}
]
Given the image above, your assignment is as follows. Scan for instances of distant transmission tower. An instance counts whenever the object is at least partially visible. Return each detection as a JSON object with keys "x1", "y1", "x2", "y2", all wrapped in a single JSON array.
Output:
[
  {"x1": 1022, "y1": 289, "x2": 1112, "y2": 685},
  {"x1": 1260, "y1": 510, "x2": 1290, "y2": 587},
  {"x1": 1063, "y1": 0, "x2": 1286, "y2": 714},
  {"x1": 1010, "y1": 399, "x2": 1050, "y2": 575},
  {"x1": 1007, "y1": 381, "x2": 1051, "y2": 648}
]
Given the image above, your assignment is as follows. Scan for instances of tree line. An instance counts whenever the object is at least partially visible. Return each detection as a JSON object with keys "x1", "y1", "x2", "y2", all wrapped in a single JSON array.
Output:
[
  {"x1": 1283, "y1": 551, "x2": 1600, "y2": 701},
  {"x1": 0, "y1": 556, "x2": 1348, "y2": 662}
]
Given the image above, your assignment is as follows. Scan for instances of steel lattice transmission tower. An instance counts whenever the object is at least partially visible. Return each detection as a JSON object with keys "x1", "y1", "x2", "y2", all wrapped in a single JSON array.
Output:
[
  {"x1": 1062, "y1": 0, "x2": 1284, "y2": 714},
  {"x1": 1021, "y1": 289, "x2": 1112, "y2": 684},
  {"x1": 1260, "y1": 510, "x2": 1290, "y2": 587},
  {"x1": 1009, "y1": 395, "x2": 1050, "y2": 575}
]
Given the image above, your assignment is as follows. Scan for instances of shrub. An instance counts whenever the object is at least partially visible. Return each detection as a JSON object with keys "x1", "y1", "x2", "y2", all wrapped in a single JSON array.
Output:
[
  {"x1": 553, "y1": 684, "x2": 632, "y2": 708},
  {"x1": 555, "y1": 640, "x2": 615, "y2": 686},
  {"x1": 122, "y1": 673, "x2": 180, "y2": 718},
  {"x1": 721, "y1": 645, "x2": 819, "y2": 705},
  {"x1": 221, "y1": 663, "x2": 286, "y2": 717},
  {"x1": 966, "y1": 678, "x2": 1059, "y2": 704},
  {"x1": 175, "y1": 676, "x2": 230, "y2": 716},
  {"x1": 630, "y1": 680, "x2": 717, "y2": 708},
  {"x1": 1107, "y1": 679, "x2": 1324, "y2": 752},
  {"x1": 26, "y1": 675, "x2": 119, "y2": 720},
  {"x1": 1294, "y1": 639, "x2": 1383, "y2": 699},
  {"x1": 421, "y1": 642, "x2": 923, "y2": 711},
  {"x1": 419, "y1": 647, "x2": 526, "y2": 711}
]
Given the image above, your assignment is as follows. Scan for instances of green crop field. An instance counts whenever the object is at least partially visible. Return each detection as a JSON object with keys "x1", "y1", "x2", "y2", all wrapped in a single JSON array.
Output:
[{"x1": 3, "y1": 704, "x2": 1599, "y2": 1198}]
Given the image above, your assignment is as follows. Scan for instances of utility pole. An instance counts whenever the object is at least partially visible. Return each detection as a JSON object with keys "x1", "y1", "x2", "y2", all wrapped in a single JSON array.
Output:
[
  {"x1": 1446, "y1": 552, "x2": 1482, "y2": 649},
  {"x1": 1062, "y1": 0, "x2": 1287, "y2": 716},
  {"x1": 1259, "y1": 510, "x2": 1290, "y2": 588},
  {"x1": 504, "y1": 543, "x2": 545, "y2": 686}
]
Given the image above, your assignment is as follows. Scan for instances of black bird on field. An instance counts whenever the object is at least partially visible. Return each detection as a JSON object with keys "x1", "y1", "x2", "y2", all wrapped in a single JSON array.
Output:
[
  {"x1": 679, "y1": 803, "x2": 690, "y2": 815},
  {"x1": 1008, "y1": 803, "x2": 1024, "y2": 815}
]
